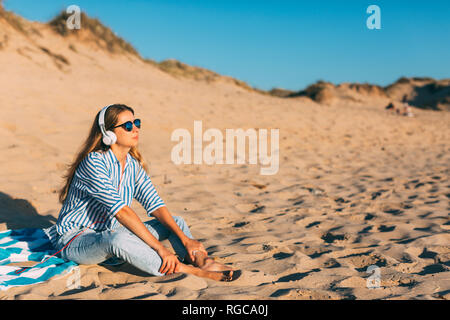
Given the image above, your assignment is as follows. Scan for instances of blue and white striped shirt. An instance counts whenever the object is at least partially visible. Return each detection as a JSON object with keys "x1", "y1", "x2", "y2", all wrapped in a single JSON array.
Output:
[{"x1": 44, "y1": 148, "x2": 165, "y2": 248}]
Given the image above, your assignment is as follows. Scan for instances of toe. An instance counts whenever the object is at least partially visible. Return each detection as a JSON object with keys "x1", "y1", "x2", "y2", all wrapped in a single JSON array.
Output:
[{"x1": 220, "y1": 270, "x2": 233, "y2": 281}]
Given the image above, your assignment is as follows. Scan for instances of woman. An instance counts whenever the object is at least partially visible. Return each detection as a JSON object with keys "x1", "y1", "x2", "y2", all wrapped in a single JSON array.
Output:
[{"x1": 47, "y1": 104, "x2": 239, "y2": 282}]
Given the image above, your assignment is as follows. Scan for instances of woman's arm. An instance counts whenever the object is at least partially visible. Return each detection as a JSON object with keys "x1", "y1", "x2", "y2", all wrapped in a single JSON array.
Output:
[
  {"x1": 115, "y1": 205, "x2": 179, "y2": 274},
  {"x1": 151, "y1": 206, "x2": 206, "y2": 262},
  {"x1": 151, "y1": 206, "x2": 190, "y2": 244},
  {"x1": 132, "y1": 165, "x2": 205, "y2": 262}
]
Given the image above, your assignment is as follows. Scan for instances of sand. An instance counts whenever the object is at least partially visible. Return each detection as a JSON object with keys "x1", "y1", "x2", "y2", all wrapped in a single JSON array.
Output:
[{"x1": 0, "y1": 13, "x2": 449, "y2": 300}]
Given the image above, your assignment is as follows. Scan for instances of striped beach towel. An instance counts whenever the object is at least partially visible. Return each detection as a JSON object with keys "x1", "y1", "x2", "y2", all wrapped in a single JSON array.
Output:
[{"x1": 0, "y1": 227, "x2": 77, "y2": 291}]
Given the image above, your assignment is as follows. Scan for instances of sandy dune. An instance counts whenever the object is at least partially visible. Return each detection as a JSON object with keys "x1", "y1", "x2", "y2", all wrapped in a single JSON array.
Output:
[{"x1": 0, "y1": 7, "x2": 449, "y2": 300}]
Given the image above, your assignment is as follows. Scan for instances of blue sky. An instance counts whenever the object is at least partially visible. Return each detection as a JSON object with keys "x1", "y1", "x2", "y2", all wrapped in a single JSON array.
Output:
[{"x1": 3, "y1": 0, "x2": 450, "y2": 91}]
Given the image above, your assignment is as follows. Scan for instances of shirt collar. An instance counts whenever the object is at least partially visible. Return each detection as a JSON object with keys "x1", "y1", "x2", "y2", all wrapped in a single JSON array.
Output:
[{"x1": 106, "y1": 148, "x2": 131, "y2": 169}]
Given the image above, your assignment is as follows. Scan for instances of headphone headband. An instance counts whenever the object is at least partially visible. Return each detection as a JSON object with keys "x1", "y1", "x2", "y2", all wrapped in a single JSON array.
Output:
[
  {"x1": 99, "y1": 104, "x2": 114, "y2": 135},
  {"x1": 98, "y1": 104, "x2": 117, "y2": 146}
]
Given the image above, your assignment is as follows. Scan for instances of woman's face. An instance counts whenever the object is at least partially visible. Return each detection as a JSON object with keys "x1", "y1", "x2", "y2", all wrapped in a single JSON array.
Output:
[{"x1": 112, "y1": 110, "x2": 139, "y2": 148}]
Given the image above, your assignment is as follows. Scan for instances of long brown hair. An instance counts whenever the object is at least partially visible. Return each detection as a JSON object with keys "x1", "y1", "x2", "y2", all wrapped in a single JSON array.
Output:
[{"x1": 58, "y1": 104, "x2": 148, "y2": 204}]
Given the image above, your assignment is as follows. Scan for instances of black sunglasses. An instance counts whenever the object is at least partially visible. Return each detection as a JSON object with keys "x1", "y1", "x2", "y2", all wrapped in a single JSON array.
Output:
[{"x1": 112, "y1": 119, "x2": 141, "y2": 131}]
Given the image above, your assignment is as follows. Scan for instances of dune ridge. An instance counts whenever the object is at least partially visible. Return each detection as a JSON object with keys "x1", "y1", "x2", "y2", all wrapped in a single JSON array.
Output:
[{"x1": 2, "y1": 2, "x2": 448, "y2": 109}]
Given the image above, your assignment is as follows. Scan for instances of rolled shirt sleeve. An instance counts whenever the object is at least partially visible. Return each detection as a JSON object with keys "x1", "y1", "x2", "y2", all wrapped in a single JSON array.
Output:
[
  {"x1": 75, "y1": 153, "x2": 128, "y2": 217},
  {"x1": 134, "y1": 164, "x2": 166, "y2": 216}
]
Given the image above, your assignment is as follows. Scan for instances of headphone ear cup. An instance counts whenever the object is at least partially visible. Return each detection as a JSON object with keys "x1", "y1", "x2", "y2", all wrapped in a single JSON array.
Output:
[{"x1": 103, "y1": 131, "x2": 117, "y2": 145}]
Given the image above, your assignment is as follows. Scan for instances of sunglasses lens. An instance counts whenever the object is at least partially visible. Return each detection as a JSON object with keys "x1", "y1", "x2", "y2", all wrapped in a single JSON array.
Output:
[
  {"x1": 124, "y1": 122, "x2": 133, "y2": 131},
  {"x1": 115, "y1": 119, "x2": 140, "y2": 131}
]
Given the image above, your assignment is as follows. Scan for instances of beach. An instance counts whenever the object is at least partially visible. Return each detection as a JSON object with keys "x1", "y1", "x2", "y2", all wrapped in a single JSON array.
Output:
[{"x1": 0, "y1": 7, "x2": 449, "y2": 300}]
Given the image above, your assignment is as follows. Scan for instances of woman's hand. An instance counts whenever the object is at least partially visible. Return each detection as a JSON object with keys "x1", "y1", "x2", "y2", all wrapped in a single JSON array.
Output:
[
  {"x1": 157, "y1": 247, "x2": 180, "y2": 275},
  {"x1": 115, "y1": 207, "x2": 180, "y2": 275},
  {"x1": 183, "y1": 238, "x2": 208, "y2": 262}
]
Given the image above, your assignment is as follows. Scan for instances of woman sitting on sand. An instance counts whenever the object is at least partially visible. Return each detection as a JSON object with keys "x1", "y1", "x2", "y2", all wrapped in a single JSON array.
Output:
[{"x1": 46, "y1": 104, "x2": 239, "y2": 282}]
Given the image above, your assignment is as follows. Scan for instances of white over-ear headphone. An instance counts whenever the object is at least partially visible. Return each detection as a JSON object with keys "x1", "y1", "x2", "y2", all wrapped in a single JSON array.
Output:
[{"x1": 98, "y1": 104, "x2": 117, "y2": 146}]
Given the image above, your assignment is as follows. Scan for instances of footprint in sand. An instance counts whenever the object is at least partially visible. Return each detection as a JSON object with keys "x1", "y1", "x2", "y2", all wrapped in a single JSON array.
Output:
[
  {"x1": 378, "y1": 225, "x2": 396, "y2": 232},
  {"x1": 250, "y1": 205, "x2": 265, "y2": 213},
  {"x1": 323, "y1": 258, "x2": 341, "y2": 268},
  {"x1": 234, "y1": 203, "x2": 265, "y2": 213},
  {"x1": 358, "y1": 226, "x2": 373, "y2": 234},
  {"x1": 305, "y1": 221, "x2": 321, "y2": 229},
  {"x1": 371, "y1": 189, "x2": 388, "y2": 200},
  {"x1": 418, "y1": 211, "x2": 433, "y2": 218},
  {"x1": 321, "y1": 232, "x2": 348, "y2": 244},
  {"x1": 275, "y1": 269, "x2": 320, "y2": 283},
  {"x1": 417, "y1": 264, "x2": 449, "y2": 276},
  {"x1": 298, "y1": 245, "x2": 332, "y2": 259},
  {"x1": 334, "y1": 197, "x2": 350, "y2": 204},
  {"x1": 424, "y1": 199, "x2": 440, "y2": 205},
  {"x1": 383, "y1": 208, "x2": 404, "y2": 216},
  {"x1": 272, "y1": 252, "x2": 294, "y2": 260},
  {"x1": 233, "y1": 221, "x2": 249, "y2": 228},
  {"x1": 339, "y1": 251, "x2": 387, "y2": 272}
]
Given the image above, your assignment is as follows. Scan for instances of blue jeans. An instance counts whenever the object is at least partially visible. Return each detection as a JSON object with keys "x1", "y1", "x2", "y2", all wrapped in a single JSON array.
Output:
[{"x1": 56, "y1": 216, "x2": 193, "y2": 277}]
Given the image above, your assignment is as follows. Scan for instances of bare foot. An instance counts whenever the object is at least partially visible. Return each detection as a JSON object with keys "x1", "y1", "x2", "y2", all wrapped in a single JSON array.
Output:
[
  {"x1": 187, "y1": 250, "x2": 232, "y2": 272},
  {"x1": 201, "y1": 257, "x2": 233, "y2": 272}
]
